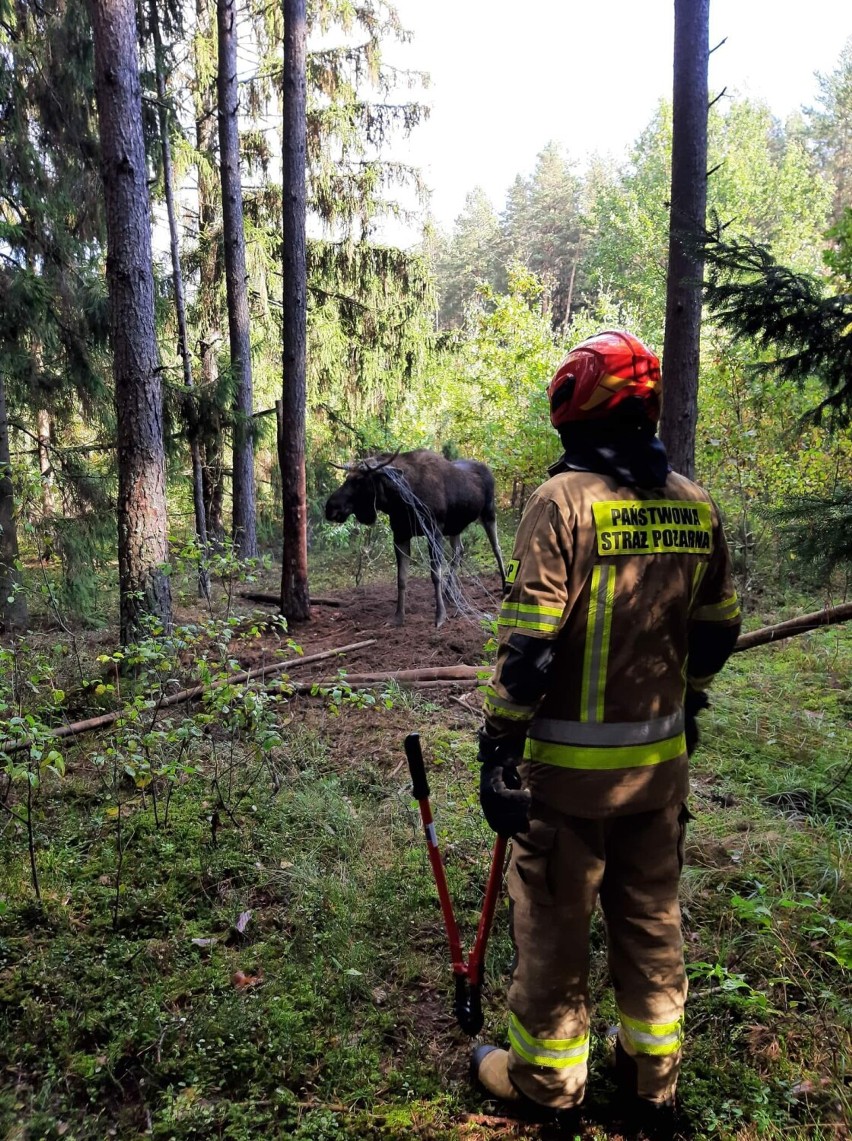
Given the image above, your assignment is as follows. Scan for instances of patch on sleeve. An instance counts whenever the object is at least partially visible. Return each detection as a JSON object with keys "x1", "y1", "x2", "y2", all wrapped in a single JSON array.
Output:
[{"x1": 505, "y1": 559, "x2": 520, "y2": 584}]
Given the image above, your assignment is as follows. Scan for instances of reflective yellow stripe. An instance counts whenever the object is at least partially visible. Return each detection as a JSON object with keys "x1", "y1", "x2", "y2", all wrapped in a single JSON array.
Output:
[
  {"x1": 597, "y1": 572, "x2": 615, "y2": 720},
  {"x1": 621, "y1": 1013, "x2": 682, "y2": 1036},
  {"x1": 620, "y1": 1011, "x2": 684, "y2": 1057},
  {"x1": 690, "y1": 562, "x2": 708, "y2": 608},
  {"x1": 497, "y1": 617, "x2": 561, "y2": 633},
  {"x1": 498, "y1": 600, "x2": 563, "y2": 633},
  {"x1": 525, "y1": 732, "x2": 686, "y2": 770},
  {"x1": 508, "y1": 1013, "x2": 589, "y2": 1069},
  {"x1": 501, "y1": 601, "x2": 564, "y2": 617},
  {"x1": 580, "y1": 565, "x2": 615, "y2": 723},
  {"x1": 693, "y1": 593, "x2": 740, "y2": 622},
  {"x1": 483, "y1": 689, "x2": 534, "y2": 721}
]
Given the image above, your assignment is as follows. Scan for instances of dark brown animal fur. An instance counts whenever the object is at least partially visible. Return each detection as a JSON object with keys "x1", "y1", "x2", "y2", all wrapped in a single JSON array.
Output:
[{"x1": 325, "y1": 449, "x2": 506, "y2": 626}]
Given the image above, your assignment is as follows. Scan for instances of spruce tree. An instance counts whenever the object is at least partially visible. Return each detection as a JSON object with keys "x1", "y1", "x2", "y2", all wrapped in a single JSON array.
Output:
[
  {"x1": 703, "y1": 230, "x2": 852, "y2": 577},
  {"x1": 0, "y1": 0, "x2": 112, "y2": 591}
]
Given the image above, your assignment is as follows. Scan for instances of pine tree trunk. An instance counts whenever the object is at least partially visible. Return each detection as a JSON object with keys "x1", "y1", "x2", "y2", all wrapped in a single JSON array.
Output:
[
  {"x1": 279, "y1": 0, "x2": 310, "y2": 621},
  {"x1": 195, "y1": 0, "x2": 227, "y2": 551},
  {"x1": 216, "y1": 0, "x2": 257, "y2": 559},
  {"x1": 150, "y1": 0, "x2": 210, "y2": 600},
  {"x1": 659, "y1": 0, "x2": 709, "y2": 480},
  {"x1": 0, "y1": 374, "x2": 29, "y2": 631},
  {"x1": 87, "y1": 0, "x2": 172, "y2": 642},
  {"x1": 201, "y1": 430, "x2": 225, "y2": 548},
  {"x1": 36, "y1": 407, "x2": 56, "y2": 560},
  {"x1": 36, "y1": 408, "x2": 56, "y2": 516}
]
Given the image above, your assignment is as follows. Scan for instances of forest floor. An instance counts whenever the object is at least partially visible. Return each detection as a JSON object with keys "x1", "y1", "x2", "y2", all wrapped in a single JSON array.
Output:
[{"x1": 0, "y1": 555, "x2": 850, "y2": 1141}]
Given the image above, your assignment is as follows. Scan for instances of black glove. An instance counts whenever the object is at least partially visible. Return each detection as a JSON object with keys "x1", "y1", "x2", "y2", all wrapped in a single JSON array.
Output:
[
  {"x1": 477, "y1": 731, "x2": 531, "y2": 838},
  {"x1": 684, "y1": 689, "x2": 710, "y2": 757}
]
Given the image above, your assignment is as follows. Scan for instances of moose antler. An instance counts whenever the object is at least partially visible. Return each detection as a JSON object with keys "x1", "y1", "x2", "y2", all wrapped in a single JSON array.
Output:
[
  {"x1": 362, "y1": 449, "x2": 401, "y2": 472},
  {"x1": 328, "y1": 449, "x2": 401, "y2": 474}
]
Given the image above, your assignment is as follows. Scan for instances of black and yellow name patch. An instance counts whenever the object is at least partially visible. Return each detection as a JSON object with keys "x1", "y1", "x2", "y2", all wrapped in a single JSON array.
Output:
[
  {"x1": 592, "y1": 500, "x2": 713, "y2": 556},
  {"x1": 505, "y1": 559, "x2": 520, "y2": 584}
]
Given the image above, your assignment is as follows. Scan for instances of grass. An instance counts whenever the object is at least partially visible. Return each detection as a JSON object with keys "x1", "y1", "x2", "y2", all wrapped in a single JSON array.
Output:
[{"x1": 0, "y1": 591, "x2": 850, "y2": 1140}]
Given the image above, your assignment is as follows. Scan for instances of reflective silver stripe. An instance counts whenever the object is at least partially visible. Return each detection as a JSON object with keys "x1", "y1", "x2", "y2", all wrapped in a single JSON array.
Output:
[
  {"x1": 499, "y1": 602, "x2": 562, "y2": 630},
  {"x1": 529, "y1": 711, "x2": 685, "y2": 747},
  {"x1": 483, "y1": 689, "x2": 535, "y2": 721},
  {"x1": 619, "y1": 1011, "x2": 684, "y2": 1057},
  {"x1": 508, "y1": 1013, "x2": 589, "y2": 1068},
  {"x1": 625, "y1": 1027, "x2": 681, "y2": 1049},
  {"x1": 581, "y1": 565, "x2": 615, "y2": 723}
]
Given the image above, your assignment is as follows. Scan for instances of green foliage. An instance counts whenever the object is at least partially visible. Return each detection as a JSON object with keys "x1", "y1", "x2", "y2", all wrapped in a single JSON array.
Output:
[
  {"x1": 770, "y1": 488, "x2": 852, "y2": 587},
  {"x1": 431, "y1": 187, "x2": 505, "y2": 328},
  {"x1": 703, "y1": 232, "x2": 852, "y2": 427},
  {"x1": 1, "y1": 611, "x2": 849, "y2": 1138},
  {"x1": 308, "y1": 239, "x2": 433, "y2": 434},
  {"x1": 395, "y1": 266, "x2": 561, "y2": 493},
  {"x1": 804, "y1": 35, "x2": 852, "y2": 224}
]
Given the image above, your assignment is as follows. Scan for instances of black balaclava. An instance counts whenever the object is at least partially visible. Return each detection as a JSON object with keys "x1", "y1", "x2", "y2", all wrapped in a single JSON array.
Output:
[{"x1": 548, "y1": 405, "x2": 670, "y2": 489}]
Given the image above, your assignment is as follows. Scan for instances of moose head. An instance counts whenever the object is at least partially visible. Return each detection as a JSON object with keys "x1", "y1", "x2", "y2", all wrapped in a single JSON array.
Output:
[{"x1": 324, "y1": 452, "x2": 400, "y2": 527}]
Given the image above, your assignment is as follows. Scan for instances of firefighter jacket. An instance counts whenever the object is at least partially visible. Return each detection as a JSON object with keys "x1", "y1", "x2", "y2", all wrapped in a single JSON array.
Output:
[{"x1": 483, "y1": 468, "x2": 741, "y2": 818}]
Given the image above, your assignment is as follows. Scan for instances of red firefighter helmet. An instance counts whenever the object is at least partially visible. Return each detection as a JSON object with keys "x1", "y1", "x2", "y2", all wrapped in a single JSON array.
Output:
[{"x1": 547, "y1": 329, "x2": 662, "y2": 429}]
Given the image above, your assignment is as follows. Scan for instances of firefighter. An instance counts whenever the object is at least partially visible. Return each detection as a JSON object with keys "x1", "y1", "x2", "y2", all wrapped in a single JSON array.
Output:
[{"x1": 472, "y1": 330, "x2": 741, "y2": 1129}]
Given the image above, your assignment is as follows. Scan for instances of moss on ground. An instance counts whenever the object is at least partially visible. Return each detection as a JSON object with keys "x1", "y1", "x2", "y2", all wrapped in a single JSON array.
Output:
[{"x1": 0, "y1": 607, "x2": 849, "y2": 1139}]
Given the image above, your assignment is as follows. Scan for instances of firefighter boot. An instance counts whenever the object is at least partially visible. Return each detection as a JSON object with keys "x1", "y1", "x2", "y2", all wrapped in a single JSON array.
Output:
[
  {"x1": 471, "y1": 1046, "x2": 521, "y2": 1102},
  {"x1": 614, "y1": 1039, "x2": 677, "y2": 1141},
  {"x1": 472, "y1": 1046, "x2": 581, "y2": 1127}
]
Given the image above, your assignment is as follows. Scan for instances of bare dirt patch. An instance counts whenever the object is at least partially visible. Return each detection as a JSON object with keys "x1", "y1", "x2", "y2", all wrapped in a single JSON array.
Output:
[
  {"x1": 240, "y1": 571, "x2": 503, "y2": 678},
  {"x1": 228, "y1": 572, "x2": 503, "y2": 776}
]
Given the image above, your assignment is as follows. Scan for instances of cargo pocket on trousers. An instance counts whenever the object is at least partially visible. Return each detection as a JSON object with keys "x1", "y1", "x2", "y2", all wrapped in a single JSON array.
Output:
[
  {"x1": 511, "y1": 818, "x2": 558, "y2": 907},
  {"x1": 677, "y1": 803, "x2": 694, "y2": 873}
]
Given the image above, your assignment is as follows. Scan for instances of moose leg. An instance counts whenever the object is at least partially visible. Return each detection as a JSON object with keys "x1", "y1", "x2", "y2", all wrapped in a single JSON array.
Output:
[
  {"x1": 444, "y1": 534, "x2": 463, "y2": 612},
  {"x1": 482, "y1": 518, "x2": 507, "y2": 589},
  {"x1": 393, "y1": 537, "x2": 411, "y2": 625},
  {"x1": 428, "y1": 535, "x2": 448, "y2": 628}
]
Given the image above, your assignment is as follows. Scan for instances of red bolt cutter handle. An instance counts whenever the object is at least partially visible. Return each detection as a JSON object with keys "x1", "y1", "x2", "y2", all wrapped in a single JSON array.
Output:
[{"x1": 405, "y1": 732, "x2": 507, "y2": 1035}]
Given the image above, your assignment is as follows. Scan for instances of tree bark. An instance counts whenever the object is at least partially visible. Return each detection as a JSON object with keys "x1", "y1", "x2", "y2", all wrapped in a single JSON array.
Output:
[
  {"x1": 150, "y1": 0, "x2": 210, "y2": 600},
  {"x1": 36, "y1": 408, "x2": 56, "y2": 518},
  {"x1": 659, "y1": 0, "x2": 710, "y2": 480},
  {"x1": 195, "y1": 0, "x2": 226, "y2": 550},
  {"x1": 279, "y1": 0, "x2": 310, "y2": 622},
  {"x1": 216, "y1": 0, "x2": 257, "y2": 559},
  {"x1": 0, "y1": 373, "x2": 29, "y2": 631},
  {"x1": 87, "y1": 0, "x2": 172, "y2": 642}
]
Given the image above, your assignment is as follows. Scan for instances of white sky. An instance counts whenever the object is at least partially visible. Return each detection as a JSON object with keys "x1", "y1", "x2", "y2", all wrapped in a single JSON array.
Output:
[{"x1": 381, "y1": 0, "x2": 852, "y2": 237}]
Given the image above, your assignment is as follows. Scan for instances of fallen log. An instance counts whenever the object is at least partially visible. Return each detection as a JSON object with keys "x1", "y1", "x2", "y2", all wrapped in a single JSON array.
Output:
[
  {"x1": 3, "y1": 602, "x2": 850, "y2": 754},
  {"x1": 0, "y1": 639, "x2": 376, "y2": 754},
  {"x1": 732, "y1": 601, "x2": 852, "y2": 652},
  {"x1": 272, "y1": 606, "x2": 852, "y2": 691},
  {"x1": 284, "y1": 665, "x2": 484, "y2": 684},
  {"x1": 240, "y1": 591, "x2": 342, "y2": 608},
  {"x1": 284, "y1": 677, "x2": 476, "y2": 694}
]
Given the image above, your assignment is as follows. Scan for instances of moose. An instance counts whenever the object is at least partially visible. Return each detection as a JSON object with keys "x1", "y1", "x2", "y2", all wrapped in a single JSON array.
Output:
[{"x1": 325, "y1": 449, "x2": 506, "y2": 627}]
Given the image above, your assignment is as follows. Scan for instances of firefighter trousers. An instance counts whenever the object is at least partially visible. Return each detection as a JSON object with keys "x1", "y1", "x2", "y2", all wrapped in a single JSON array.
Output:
[{"x1": 505, "y1": 800, "x2": 689, "y2": 1108}]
